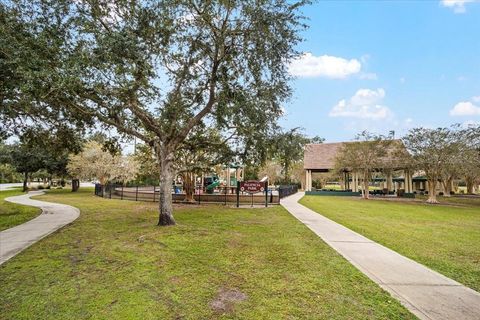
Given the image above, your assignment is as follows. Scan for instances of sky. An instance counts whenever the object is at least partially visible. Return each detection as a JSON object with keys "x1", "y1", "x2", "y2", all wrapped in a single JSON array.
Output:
[{"x1": 280, "y1": 0, "x2": 480, "y2": 142}]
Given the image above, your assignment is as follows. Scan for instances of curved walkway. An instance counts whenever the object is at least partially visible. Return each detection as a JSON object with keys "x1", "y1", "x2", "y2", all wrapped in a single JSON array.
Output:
[
  {"x1": 0, "y1": 191, "x2": 80, "y2": 265},
  {"x1": 281, "y1": 192, "x2": 480, "y2": 320}
]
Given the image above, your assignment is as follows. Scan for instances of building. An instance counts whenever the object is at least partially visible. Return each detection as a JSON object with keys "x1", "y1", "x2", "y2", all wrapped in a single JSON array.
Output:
[{"x1": 303, "y1": 142, "x2": 416, "y2": 194}]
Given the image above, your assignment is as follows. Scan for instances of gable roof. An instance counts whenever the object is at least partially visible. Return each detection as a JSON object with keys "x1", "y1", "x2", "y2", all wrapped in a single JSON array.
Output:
[
  {"x1": 304, "y1": 142, "x2": 344, "y2": 170},
  {"x1": 304, "y1": 140, "x2": 408, "y2": 170}
]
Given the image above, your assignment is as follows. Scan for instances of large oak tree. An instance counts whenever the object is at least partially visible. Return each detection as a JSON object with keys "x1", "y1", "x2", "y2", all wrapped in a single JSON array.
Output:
[{"x1": 2, "y1": 0, "x2": 309, "y2": 225}]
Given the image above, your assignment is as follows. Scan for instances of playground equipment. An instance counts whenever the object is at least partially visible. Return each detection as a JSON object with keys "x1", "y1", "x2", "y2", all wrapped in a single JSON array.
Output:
[{"x1": 205, "y1": 178, "x2": 220, "y2": 194}]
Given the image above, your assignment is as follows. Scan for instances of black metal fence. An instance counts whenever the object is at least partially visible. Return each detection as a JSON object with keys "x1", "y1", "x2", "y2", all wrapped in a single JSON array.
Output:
[
  {"x1": 94, "y1": 183, "x2": 281, "y2": 205},
  {"x1": 278, "y1": 185, "x2": 298, "y2": 199}
]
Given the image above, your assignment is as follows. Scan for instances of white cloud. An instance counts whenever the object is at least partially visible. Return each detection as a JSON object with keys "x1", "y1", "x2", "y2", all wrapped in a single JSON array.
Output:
[
  {"x1": 440, "y1": 0, "x2": 477, "y2": 13},
  {"x1": 472, "y1": 96, "x2": 480, "y2": 102},
  {"x1": 400, "y1": 77, "x2": 406, "y2": 84},
  {"x1": 329, "y1": 88, "x2": 391, "y2": 119},
  {"x1": 288, "y1": 53, "x2": 361, "y2": 78},
  {"x1": 449, "y1": 101, "x2": 480, "y2": 116}
]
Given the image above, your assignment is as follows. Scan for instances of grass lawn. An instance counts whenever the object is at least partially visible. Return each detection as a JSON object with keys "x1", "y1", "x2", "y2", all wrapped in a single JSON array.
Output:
[
  {"x1": 0, "y1": 189, "x2": 415, "y2": 320},
  {"x1": 0, "y1": 189, "x2": 41, "y2": 231},
  {"x1": 416, "y1": 194, "x2": 480, "y2": 207},
  {"x1": 300, "y1": 195, "x2": 480, "y2": 292}
]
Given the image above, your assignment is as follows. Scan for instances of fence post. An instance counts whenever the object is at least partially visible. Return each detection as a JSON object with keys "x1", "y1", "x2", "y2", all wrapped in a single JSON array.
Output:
[
  {"x1": 136, "y1": 186, "x2": 138, "y2": 201},
  {"x1": 236, "y1": 181, "x2": 240, "y2": 208},
  {"x1": 224, "y1": 186, "x2": 227, "y2": 206},
  {"x1": 121, "y1": 185, "x2": 124, "y2": 200},
  {"x1": 109, "y1": 184, "x2": 112, "y2": 199},
  {"x1": 265, "y1": 180, "x2": 268, "y2": 208},
  {"x1": 153, "y1": 186, "x2": 156, "y2": 202}
]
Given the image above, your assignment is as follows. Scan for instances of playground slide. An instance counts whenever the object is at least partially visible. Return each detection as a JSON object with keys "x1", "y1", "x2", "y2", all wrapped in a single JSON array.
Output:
[{"x1": 206, "y1": 180, "x2": 220, "y2": 192}]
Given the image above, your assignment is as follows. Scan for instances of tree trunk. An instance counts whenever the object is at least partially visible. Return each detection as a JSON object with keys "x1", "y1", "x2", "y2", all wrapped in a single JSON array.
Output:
[
  {"x1": 466, "y1": 176, "x2": 474, "y2": 194},
  {"x1": 23, "y1": 172, "x2": 28, "y2": 192},
  {"x1": 442, "y1": 177, "x2": 452, "y2": 197},
  {"x1": 157, "y1": 150, "x2": 176, "y2": 226},
  {"x1": 362, "y1": 170, "x2": 369, "y2": 199},
  {"x1": 426, "y1": 178, "x2": 439, "y2": 204},
  {"x1": 183, "y1": 171, "x2": 195, "y2": 203}
]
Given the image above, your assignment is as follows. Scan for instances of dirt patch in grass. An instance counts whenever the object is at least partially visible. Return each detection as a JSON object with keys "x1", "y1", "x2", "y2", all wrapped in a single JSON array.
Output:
[{"x1": 210, "y1": 288, "x2": 247, "y2": 314}]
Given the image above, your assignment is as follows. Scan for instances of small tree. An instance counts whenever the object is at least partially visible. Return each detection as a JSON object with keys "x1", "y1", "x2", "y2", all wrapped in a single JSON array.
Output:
[
  {"x1": 403, "y1": 127, "x2": 457, "y2": 204},
  {"x1": 335, "y1": 132, "x2": 395, "y2": 199},
  {"x1": 458, "y1": 125, "x2": 480, "y2": 194},
  {"x1": 4, "y1": 144, "x2": 47, "y2": 191},
  {"x1": 116, "y1": 156, "x2": 139, "y2": 186},
  {"x1": 258, "y1": 160, "x2": 283, "y2": 184},
  {"x1": 67, "y1": 141, "x2": 137, "y2": 185},
  {"x1": 133, "y1": 144, "x2": 160, "y2": 185},
  {"x1": 175, "y1": 127, "x2": 234, "y2": 202},
  {"x1": 271, "y1": 128, "x2": 312, "y2": 183}
]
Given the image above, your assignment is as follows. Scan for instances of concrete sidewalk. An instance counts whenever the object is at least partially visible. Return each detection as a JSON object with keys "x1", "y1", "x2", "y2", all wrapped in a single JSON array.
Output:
[
  {"x1": 1, "y1": 191, "x2": 80, "y2": 265},
  {"x1": 281, "y1": 192, "x2": 480, "y2": 320}
]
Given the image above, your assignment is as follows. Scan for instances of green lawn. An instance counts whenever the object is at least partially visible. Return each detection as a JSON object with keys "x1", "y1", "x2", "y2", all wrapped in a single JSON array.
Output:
[
  {"x1": 0, "y1": 189, "x2": 41, "y2": 231},
  {"x1": 416, "y1": 194, "x2": 480, "y2": 207},
  {"x1": 300, "y1": 195, "x2": 480, "y2": 292},
  {"x1": 0, "y1": 189, "x2": 415, "y2": 320}
]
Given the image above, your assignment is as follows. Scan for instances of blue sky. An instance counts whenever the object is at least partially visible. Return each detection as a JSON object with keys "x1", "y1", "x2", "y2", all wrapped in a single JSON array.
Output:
[{"x1": 281, "y1": 0, "x2": 480, "y2": 142}]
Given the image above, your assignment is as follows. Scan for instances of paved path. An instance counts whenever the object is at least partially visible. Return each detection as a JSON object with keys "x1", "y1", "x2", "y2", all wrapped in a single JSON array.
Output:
[
  {"x1": 0, "y1": 183, "x2": 23, "y2": 191},
  {"x1": 281, "y1": 192, "x2": 480, "y2": 320},
  {"x1": 1, "y1": 191, "x2": 80, "y2": 265}
]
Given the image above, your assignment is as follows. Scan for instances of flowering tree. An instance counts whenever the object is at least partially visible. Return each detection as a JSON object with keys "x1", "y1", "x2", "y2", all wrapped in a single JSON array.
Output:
[{"x1": 67, "y1": 141, "x2": 138, "y2": 185}]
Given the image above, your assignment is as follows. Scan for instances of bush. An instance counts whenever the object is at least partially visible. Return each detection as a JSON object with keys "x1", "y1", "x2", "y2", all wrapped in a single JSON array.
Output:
[
  {"x1": 56, "y1": 186, "x2": 63, "y2": 189},
  {"x1": 46, "y1": 186, "x2": 51, "y2": 189}
]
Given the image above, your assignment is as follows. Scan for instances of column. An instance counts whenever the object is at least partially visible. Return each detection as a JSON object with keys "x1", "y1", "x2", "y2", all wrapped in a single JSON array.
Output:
[
  {"x1": 405, "y1": 170, "x2": 413, "y2": 193},
  {"x1": 226, "y1": 167, "x2": 231, "y2": 188},
  {"x1": 409, "y1": 172, "x2": 414, "y2": 193},
  {"x1": 352, "y1": 172, "x2": 358, "y2": 192},
  {"x1": 306, "y1": 170, "x2": 312, "y2": 192},
  {"x1": 387, "y1": 172, "x2": 393, "y2": 192},
  {"x1": 305, "y1": 170, "x2": 309, "y2": 191},
  {"x1": 405, "y1": 170, "x2": 410, "y2": 193}
]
